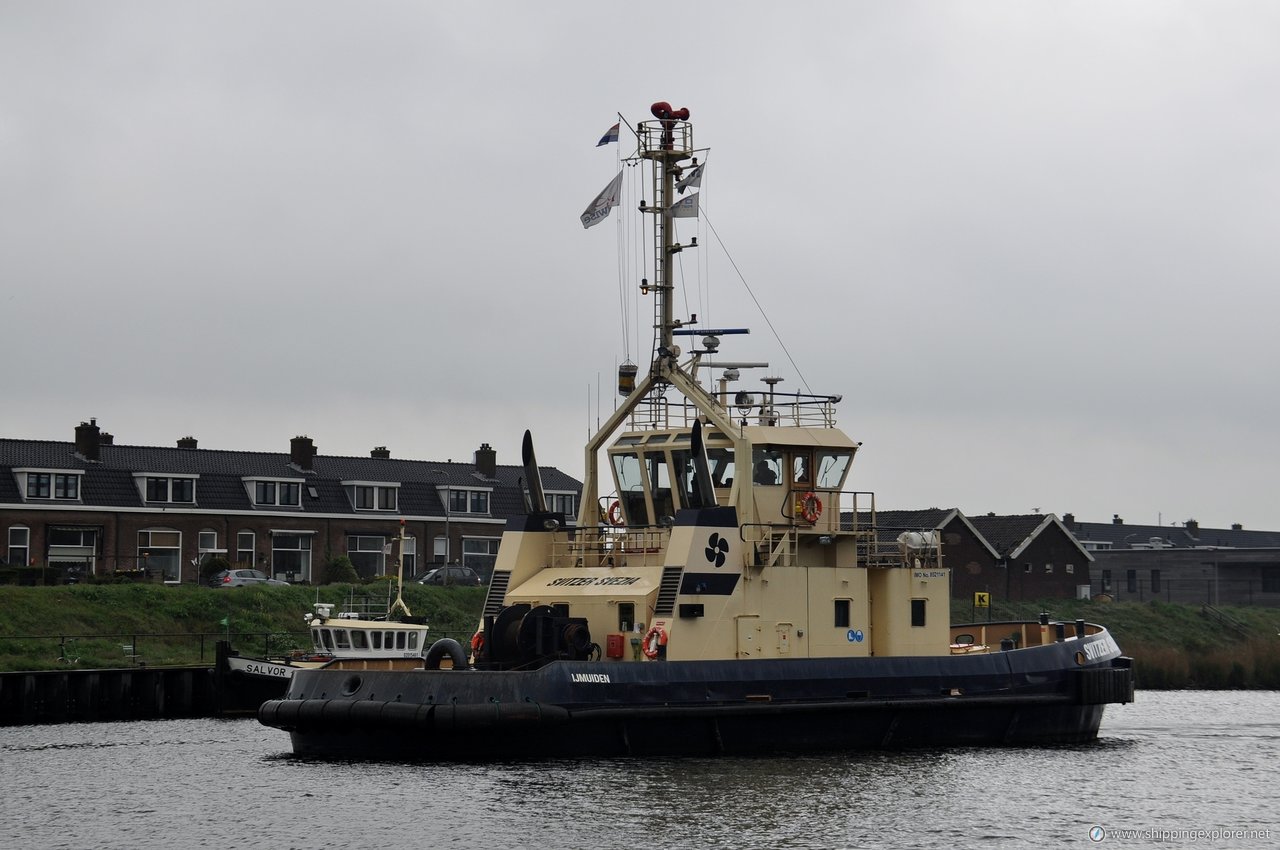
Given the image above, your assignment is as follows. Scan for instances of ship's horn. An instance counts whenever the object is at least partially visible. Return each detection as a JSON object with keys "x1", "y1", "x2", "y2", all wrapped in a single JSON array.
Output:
[
  {"x1": 521, "y1": 429, "x2": 548, "y2": 514},
  {"x1": 690, "y1": 419, "x2": 717, "y2": 509}
]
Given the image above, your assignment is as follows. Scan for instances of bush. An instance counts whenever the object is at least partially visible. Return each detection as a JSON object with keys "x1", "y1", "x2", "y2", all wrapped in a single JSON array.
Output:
[
  {"x1": 201, "y1": 556, "x2": 232, "y2": 584},
  {"x1": 321, "y1": 556, "x2": 359, "y2": 585}
]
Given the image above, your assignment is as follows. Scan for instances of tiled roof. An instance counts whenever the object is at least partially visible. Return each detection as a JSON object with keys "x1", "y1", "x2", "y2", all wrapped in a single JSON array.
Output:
[
  {"x1": 0, "y1": 438, "x2": 582, "y2": 516},
  {"x1": 968, "y1": 514, "x2": 1048, "y2": 555},
  {"x1": 1067, "y1": 519, "x2": 1280, "y2": 550}
]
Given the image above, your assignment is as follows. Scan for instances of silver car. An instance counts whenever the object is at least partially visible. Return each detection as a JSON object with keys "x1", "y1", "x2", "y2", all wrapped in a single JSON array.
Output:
[{"x1": 211, "y1": 568, "x2": 289, "y2": 588}]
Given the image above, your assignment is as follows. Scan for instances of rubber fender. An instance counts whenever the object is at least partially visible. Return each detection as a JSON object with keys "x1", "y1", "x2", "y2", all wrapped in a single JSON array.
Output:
[{"x1": 424, "y1": 638, "x2": 469, "y2": 670}]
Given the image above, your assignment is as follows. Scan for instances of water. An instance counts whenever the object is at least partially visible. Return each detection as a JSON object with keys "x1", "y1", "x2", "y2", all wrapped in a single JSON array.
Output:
[{"x1": 1, "y1": 691, "x2": 1276, "y2": 849}]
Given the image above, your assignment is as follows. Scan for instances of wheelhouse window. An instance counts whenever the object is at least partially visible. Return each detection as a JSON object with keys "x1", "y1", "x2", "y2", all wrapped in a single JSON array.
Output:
[
  {"x1": 7, "y1": 527, "x2": 30, "y2": 567},
  {"x1": 910, "y1": 598, "x2": 926, "y2": 628},
  {"x1": 815, "y1": 451, "x2": 852, "y2": 490},
  {"x1": 750, "y1": 448, "x2": 782, "y2": 486},
  {"x1": 834, "y1": 599, "x2": 851, "y2": 628},
  {"x1": 138, "y1": 530, "x2": 182, "y2": 583}
]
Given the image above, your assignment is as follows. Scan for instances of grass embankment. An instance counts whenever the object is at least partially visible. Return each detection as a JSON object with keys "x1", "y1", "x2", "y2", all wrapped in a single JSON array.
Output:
[
  {"x1": 0, "y1": 582, "x2": 485, "y2": 672},
  {"x1": 3, "y1": 588, "x2": 1279, "y2": 687},
  {"x1": 954, "y1": 598, "x2": 1280, "y2": 689}
]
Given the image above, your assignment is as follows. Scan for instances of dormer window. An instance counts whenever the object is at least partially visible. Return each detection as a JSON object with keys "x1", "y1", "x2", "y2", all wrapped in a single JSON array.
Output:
[
  {"x1": 142, "y1": 476, "x2": 196, "y2": 503},
  {"x1": 15, "y1": 469, "x2": 82, "y2": 502},
  {"x1": 344, "y1": 482, "x2": 399, "y2": 512},
  {"x1": 244, "y1": 478, "x2": 303, "y2": 508},
  {"x1": 447, "y1": 488, "x2": 489, "y2": 514}
]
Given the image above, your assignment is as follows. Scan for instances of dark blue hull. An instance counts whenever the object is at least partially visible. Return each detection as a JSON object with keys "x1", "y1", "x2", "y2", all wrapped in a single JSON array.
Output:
[{"x1": 258, "y1": 630, "x2": 1133, "y2": 760}]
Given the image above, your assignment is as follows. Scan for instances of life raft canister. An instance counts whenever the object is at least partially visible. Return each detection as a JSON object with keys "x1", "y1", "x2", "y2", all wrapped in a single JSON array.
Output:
[
  {"x1": 642, "y1": 624, "x2": 667, "y2": 659},
  {"x1": 796, "y1": 491, "x2": 823, "y2": 524},
  {"x1": 607, "y1": 500, "x2": 625, "y2": 527}
]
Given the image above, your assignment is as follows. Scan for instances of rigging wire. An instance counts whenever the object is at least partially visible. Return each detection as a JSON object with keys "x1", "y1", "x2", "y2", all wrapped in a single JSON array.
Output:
[{"x1": 702, "y1": 209, "x2": 814, "y2": 395}]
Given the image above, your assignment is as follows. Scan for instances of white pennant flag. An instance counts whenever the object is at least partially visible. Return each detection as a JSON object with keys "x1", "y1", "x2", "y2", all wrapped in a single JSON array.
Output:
[
  {"x1": 676, "y1": 162, "x2": 705, "y2": 194},
  {"x1": 580, "y1": 171, "x2": 624, "y2": 229},
  {"x1": 667, "y1": 192, "x2": 699, "y2": 218}
]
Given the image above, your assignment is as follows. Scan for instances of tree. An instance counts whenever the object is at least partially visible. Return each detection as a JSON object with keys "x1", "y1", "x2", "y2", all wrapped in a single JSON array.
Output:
[{"x1": 321, "y1": 555, "x2": 359, "y2": 585}]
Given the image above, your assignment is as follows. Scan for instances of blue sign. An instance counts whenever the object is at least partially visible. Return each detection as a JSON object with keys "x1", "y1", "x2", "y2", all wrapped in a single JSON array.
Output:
[{"x1": 846, "y1": 629, "x2": 865, "y2": 643}]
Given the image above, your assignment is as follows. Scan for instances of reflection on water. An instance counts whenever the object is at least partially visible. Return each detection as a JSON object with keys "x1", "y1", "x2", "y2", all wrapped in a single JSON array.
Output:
[{"x1": 1, "y1": 692, "x2": 1276, "y2": 849}]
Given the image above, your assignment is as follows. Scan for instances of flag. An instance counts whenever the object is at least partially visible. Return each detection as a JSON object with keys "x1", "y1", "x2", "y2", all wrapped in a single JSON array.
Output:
[
  {"x1": 668, "y1": 192, "x2": 699, "y2": 218},
  {"x1": 676, "y1": 162, "x2": 705, "y2": 194},
  {"x1": 581, "y1": 171, "x2": 624, "y2": 229},
  {"x1": 219, "y1": 617, "x2": 229, "y2": 627},
  {"x1": 596, "y1": 122, "x2": 620, "y2": 146}
]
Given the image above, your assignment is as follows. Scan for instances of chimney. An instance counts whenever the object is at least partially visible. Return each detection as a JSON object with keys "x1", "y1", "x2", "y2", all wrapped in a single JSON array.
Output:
[
  {"x1": 100, "y1": 432, "x2": 114, "y2": 445},
  {"x1": 290, "y1": 436, "x2": 316, "y2": 471},
  {"x1": 177, "y1": 436, "x2": 198, "y2": 449},
  {"x1": 74, "y1": 419, "x2": 101, "y2": 462},
  {"x1": 1062, "y1": 512, "x2": 1075, "y2": 527},
  {"x1": 1112, "y1": 514, "x2": 1124, "y2": 525},
  {"x1": 371, "y1": 446, "x2": 390, "y2": 459},
  {"x1": 1185, "y1": 519, "x2": 1199, "y2": 535},
  {"x1": 1231, "y1": 523, "x2": 1243, "y2": 531},
  {"x1": 475, "y1": 442, "x2": 497, "y2": 478}
]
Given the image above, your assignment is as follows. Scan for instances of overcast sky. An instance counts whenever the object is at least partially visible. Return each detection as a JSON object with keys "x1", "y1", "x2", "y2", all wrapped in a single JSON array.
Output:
[{"x1": 3, "y1": 1, "x2": 1277, "y2": 532}]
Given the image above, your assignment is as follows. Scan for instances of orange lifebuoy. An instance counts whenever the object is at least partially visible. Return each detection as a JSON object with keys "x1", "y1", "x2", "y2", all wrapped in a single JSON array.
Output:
[
  {"x1": 607, "y1": 500, "x2": 625, "y2": 527},
  {"x1": 642, "y1": 624, "x2": 667, "y2": 659},
  {"x1": 797, "y1": 491, "x2": 823, "y2": 524},
  {"x1": 470, "y1": 630, "x2": 485, "y2": 655}
]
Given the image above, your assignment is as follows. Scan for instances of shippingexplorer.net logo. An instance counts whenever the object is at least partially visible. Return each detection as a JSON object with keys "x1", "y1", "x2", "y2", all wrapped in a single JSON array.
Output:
[{"x1": 1089, "y1": 825, "x2": 1274, "y2": 843}]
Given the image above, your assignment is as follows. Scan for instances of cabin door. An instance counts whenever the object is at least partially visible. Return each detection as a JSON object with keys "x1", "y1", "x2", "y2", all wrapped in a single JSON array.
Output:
[{"x1": 736, "y1": 615, "x2": 760, "y2": 658}]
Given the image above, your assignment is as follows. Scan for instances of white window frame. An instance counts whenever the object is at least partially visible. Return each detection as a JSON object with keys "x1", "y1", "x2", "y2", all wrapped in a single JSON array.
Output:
[
  {"x1": 14, "y1": 468, "x2": 83, "y2": 502},
  {"x1": 7, "y1": 526, "x2": 30, "y2": 567},
  {"x1": 135, "y1": 474, "x2": 198, "y2": 504},
  {"x1": 344, "y1": 481, "x2": 399, "y2": 512},
  {"x1": 245, "y1": 478, "x2": 304, "y2": 508},
  {"x1": 270, "y1": 531, "x2": 313, "y2": 581},
  {"x1": 138, "y1": 528, "x2": 182, "y2": 583},
  {"x1": 237, "y1": 530, "x2": 256, "y2": 566},
  {"x1": 445, "y1": 487, "x2": 492, "y2": 515}
]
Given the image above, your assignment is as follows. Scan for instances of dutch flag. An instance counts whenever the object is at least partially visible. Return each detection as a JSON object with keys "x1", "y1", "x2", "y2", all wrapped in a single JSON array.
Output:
[{"x1": 596, "y1": 122, "x2": 620, "y2": 146}]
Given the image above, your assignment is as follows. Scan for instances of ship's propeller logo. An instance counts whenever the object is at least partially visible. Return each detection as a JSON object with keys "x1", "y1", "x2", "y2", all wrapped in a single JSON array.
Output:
[{"x1": 705, "y1": 533, "x2": 729, "y2": 568}]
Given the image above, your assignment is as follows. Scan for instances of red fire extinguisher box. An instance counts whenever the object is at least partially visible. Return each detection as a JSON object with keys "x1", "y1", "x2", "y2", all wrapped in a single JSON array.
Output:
[{"x1": 605, "y1": 633, "x2": 625, "y2": 659}]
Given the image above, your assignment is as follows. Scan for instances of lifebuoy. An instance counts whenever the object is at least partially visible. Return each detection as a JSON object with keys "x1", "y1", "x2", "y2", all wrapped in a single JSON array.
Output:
[
  {"x1": 470, "y1": 630, "x2": 485, "y2": 655},
  {"x1": 642, "y1": 624, "x2": 667, "y2": 659},
  {"x1": 797, "y1": 491, "x2": 823, "y2": 524},
  {"x1": 607, "y1": 500, "x2": 625, "y2": 527}
]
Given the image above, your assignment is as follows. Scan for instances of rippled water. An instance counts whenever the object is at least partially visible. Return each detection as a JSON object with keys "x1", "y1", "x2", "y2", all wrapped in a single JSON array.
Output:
[{"x1": 1, "y1": 691, "x2": 1276, "y2": 849}]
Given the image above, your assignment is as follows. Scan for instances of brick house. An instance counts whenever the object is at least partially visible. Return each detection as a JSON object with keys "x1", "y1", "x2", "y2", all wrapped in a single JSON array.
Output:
[{"x1": 1, "y1": 419, "x2": 582, "y2": 585}]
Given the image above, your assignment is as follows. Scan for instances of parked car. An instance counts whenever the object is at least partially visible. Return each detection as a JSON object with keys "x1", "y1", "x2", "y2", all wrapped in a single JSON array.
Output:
[
  {"x1": 211, "y1": 568, "x2": 289, "y2": 588},
  {"x1": 416, "y1": 565, "x2": 482, "y2": 586}
]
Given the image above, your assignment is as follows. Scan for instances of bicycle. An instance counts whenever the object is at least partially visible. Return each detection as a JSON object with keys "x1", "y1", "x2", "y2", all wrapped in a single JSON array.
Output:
[{"x1": 55, "y1": 637, "x2": 79, "y2": 664}]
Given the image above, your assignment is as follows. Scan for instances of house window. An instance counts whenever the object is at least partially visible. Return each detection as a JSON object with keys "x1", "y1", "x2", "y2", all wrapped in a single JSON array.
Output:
[
  {"x1": 834, "y1": 599, "x2": 851, "y2": 628},
  {"x1": 1151, "y1": 570, "x2": 1161, "y2": 593},
  {"x1": 253, "y1": 481, "x2": 301, "y2": 507},
  {"x1": 353, "y1": 485, "x2": 397, "y2": 511},
  {"x1": 47, "y1": 527, "x2": 97, "y2": 575},
  {"x1": 400, "y1": 536, "x2": 416, "y2": 575},
  {"x1": 910, "y1": 599, "x2": 927, "y2": 628},
  {"x1": 138, "y1": 530, "x2": 182, "y2": 583},
  {"x1": 550, "y1": 493, "x2": 577, "y2": 516},
  {"x1": 26, "y1": 474, "x2": 50, "y2": 499},
  {"x1": 461, "y1": 537, "x2": 501, "y2": 580},
  {"x1": 433, "y1": 535, "x2": 447, "y2": 563},
  {"x1": 1066, "y1": 563, "x2": 1075, "y2": 575},
  {"x1": 618, "y1": 602, "x2": 635, "y2": 632},
  {"x1": 347, "y1": 535, "x2": 386, "y2": 579},
  {"x1": 237, "y1": 531, "x2": 255, "y2": 566},
  {"x1": 1101, "y1": 569, "x2": 1112, "y2": 593},
  {"x1": 1044, "y1": 563, "x2": 1054, "y2": 574},
  {"x1": 7, "y1": 527, "x2": 30, "y2": 567},
  {"x1": 54, "y1": 474, "x2": 79, "y2": 500},
  {"x1": 1127, "y1": 570, "x2": 1138, "y2": 593},
  {"x1": 1262, "y1": 569, "x2": 1280, "y2": 593},
  {"x1": 448, "y1": 489, "x2": 489, "y2": 514},
  {"x1": 1023, "y1": 563, "x2": 1032, "y2": 574},
  {"x1": 271, "y1": 533, "x2": 312, "y2": 582},
  {"x1": 145, "y1": 477, "x2": 195, "y2": 503},
  {"x1": 199, "y1": 531, "x2": 217, "y2": 552}
]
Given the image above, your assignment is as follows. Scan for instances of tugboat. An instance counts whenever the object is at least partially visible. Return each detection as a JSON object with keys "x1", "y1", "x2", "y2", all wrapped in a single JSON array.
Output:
[
  {"x1": 218, "y1": 523, "x2": 439, "y2": 712},
  {"x1": 259, "y1": 103, "x2": 1134, "y2": 759}
]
